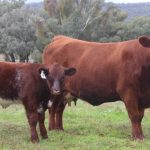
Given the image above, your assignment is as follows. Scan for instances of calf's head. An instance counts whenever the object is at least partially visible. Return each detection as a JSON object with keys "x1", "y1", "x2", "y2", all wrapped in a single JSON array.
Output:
[{"x1": 39, "y1": 63, "x2": 76, "y2": 96}]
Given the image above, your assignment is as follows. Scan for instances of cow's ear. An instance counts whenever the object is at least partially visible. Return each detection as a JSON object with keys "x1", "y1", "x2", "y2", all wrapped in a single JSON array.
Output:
[
  {"x1": 39, "y1": 68, "x2": 49, "y2": 79},
  {"x1": 64, "y1": 67, "x2": 76, "y2": 76},
  {"x1": 139, "y1": 36, "x2": 150, "y2": 48}
]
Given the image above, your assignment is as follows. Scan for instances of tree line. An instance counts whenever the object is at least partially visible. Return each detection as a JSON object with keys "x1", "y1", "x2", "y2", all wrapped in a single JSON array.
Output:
[
  {"x1": 0, "y1": 0, "x2": 150, "y2": 62},
  {"x1": 117, "y1": 3, "x2": 150, "y2": 20}
]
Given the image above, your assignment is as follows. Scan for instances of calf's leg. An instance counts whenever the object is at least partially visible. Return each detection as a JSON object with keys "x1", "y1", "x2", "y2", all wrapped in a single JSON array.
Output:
[
  {"x1": 123, "y1": 89, "x2": 144, "y2": 140},
  {"x1": 27, "y1": 112, "x2": 39, "y2": 143},
  {"x1": 48, "y1": 101, "x2": 58, "y2": 130},
  {"x1": 48, "y1": 96, "x2": 67, "y2": 131},
  {"x1": 26, "y1": 110, "x2": 39, "y2": 143},
  {"x1": 38, "y1": 113, "x2": 48, "y2": 139},
  {"x1": 55, "y1": 102, "x2": 66, "y2": 130}
]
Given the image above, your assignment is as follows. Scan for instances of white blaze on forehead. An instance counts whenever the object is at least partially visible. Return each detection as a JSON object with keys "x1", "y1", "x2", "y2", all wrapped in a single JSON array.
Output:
[
  {"x1": 48, "y1": 100, "x2": 53, "y2": 108},
  {"x1": 40, "y1": 70, "x2": 46, "y2": 79}
]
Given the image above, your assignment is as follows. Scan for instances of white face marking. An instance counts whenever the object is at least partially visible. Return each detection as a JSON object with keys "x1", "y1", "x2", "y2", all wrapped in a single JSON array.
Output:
[
  {"x1": 48, "y1": 100, "x2": 53, "y2": 108},
  {"x1": 40, "y1": 70, "x2": 46, "y2": 79}
]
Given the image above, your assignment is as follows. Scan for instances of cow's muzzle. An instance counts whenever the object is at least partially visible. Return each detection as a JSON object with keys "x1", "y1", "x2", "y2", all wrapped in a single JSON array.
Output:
[
  {"x1": 52, "y1": 89, "x2": 61, "y2": 96},
  {"x1": 52, "y1": 80, "x2": 61, "y2": 96}
]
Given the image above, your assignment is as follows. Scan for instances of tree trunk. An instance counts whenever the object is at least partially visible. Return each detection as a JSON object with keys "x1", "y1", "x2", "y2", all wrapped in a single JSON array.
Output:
[
  {"x1": 9, "y1": 53, "x2": 15, "y2": 62},
  {"x1": 57, "y1": 11, "x2": 62, "y2": 25},
  {"x1": 75, "y1": 0, "x2": 79, "y2": 6},
  {"x1": 19, "y1": 54, "x2": 25, "y2": 62},
  {"x1": 4, "y1": 53, "x2": 11, "y2": 62},
  {"x1": 4, "y1": 53, "x2": 15, "y2": 62},
  {"x1": 26, "y1": 54, "x2": 29, "y2": 62}
]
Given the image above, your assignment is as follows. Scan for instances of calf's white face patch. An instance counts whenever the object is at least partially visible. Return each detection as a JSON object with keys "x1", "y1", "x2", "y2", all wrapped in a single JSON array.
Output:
[{"x1": 40, "y1": 70, "x2": 47, "y2": 79}]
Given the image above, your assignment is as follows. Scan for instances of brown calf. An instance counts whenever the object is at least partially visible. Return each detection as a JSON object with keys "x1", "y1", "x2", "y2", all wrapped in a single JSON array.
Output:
[
  {"x1": 43, "y1": 35, "x2": 150, "y2": 140},
  {"x1": 0, "y1": 62, "x2": 76, "y2": 143}
]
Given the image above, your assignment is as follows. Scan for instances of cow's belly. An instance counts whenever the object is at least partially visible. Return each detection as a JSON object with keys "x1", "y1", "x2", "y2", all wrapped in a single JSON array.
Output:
[
  {"x1": 0, "y1": 99, "x2": 21, "y2": 108},
  {"x1": 139, "y1": 97, "x2": 150, "y2": 109},
  {"x1": 135, "y1": 89, "x2": 150, "y2": 108},
  {"x1": 70, "y1": 74, "x2": 120, "y2": 106},
  {"x1": 71, "y1": 85, "x2": 120, "y2": 106},
  {"x1": 79, "y1": 93, "x2": 120, "y2": 106}
]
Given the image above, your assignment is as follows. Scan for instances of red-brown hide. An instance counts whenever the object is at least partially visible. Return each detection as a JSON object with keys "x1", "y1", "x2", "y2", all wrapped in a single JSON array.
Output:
[
  {"x1": 43, "y1": 35, "x2": 150, "y2": 140},
  {"x1": 0, "y1": 62, "x2": 75, "y2": 143}
]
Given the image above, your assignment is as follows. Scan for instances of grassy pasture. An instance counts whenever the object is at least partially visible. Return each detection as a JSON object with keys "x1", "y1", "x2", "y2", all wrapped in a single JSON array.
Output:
[{"x1": 0, "y1": 101, "x2": 150, "y2": 150}]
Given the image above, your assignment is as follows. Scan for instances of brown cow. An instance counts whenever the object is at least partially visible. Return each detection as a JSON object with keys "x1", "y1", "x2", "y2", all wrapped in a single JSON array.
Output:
[
  {"x1": 0, "y1": 62, "x2": 76, "y2": 143},
  {"x1": 43, "y1": 35, "x2": 150, "y2": 140}
]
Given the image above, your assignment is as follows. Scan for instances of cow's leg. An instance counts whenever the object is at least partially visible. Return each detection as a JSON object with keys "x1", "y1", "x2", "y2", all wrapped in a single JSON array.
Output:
[
  {"x1": 38, "y1": 113, "x2": 48, "y2": 139},
  {"x1": 55, "y1": 102, "x2": 66, "y2": 130},
  {"x1": 131, "y1": 108, "x2": 144, "y2": 140},
  {"x1": 123, "y1": 89, "x2": 144, "y2": 140},
  {"x1": 26, "y1": 110, "x2": 39, "y2": 143}
]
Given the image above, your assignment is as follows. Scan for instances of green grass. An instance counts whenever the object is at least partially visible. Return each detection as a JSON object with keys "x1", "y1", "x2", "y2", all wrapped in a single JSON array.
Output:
[{"x1": 0, "y1": 101, "x2": 150, "y2": 150}]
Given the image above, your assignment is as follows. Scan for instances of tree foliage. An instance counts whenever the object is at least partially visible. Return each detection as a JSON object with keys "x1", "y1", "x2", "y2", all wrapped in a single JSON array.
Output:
[
  {"x1": 120, "y1": 16, "x2": 150, "y2": 41},
  {"x1": 0, "y1": 0, "x2": 24, "y2": 16},
  {"x1": 0, "y1": 0, "x2": 150, "y2": 62},
  {"x1": 40, "y1": 0, "x2": 127, "y2": 44},
  {"x1": 0, "y1": 0, "x2": 37, "y2": 62}
]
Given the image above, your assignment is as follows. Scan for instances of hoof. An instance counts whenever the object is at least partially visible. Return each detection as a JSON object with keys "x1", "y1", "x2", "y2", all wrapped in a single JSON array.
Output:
[
  {"x1": 48, "y1": 127, "x2": 55, "y2": 131},
  {"x1": 133, "y1": 135, "x2": 145, "y2": 141},
  {"x1": 42, "y1": 134, "x2": 48, "y2": 139},
  {"x1": 31, "y1": 138, "x2": 39, "y2": 143},
  {"x1": 55, "y1": 127, "x2": 64, "y2": 131}
]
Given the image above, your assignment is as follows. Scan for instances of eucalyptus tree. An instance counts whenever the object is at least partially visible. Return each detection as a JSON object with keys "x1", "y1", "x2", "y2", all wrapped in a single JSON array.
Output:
[
  {"x1": 120, "y1": 16, "x2": 150, "y2": 41},
  {"x1": 40, "y1": 0, "x2": 127, "y2": 43},
  {"x1": 0, "y1": 0, "x2": 24, "y2": 16},
  {"x1": 0, "y1": 1, "x2": 37, "y2": 62}
]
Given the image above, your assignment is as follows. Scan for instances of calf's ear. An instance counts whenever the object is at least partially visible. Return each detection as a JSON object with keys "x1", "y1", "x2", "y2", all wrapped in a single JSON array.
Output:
[
  {"x1": 39, "y1": 68, "x2": 49, "y2": 79},
  {"x1": 139, "y1": 36, "x2": 150, "y2": 48},
  {"x1": 64, "y1": 67, "x2": 76, "y2": 76}
]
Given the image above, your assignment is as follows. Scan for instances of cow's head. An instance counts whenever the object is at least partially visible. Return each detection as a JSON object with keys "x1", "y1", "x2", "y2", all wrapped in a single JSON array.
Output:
[
  {"x1": 39, "y1": 63, "x2": 76, "y2": 96},
  {"x1": 139, "y1": 36, "x2": 150, "y2": 48}
]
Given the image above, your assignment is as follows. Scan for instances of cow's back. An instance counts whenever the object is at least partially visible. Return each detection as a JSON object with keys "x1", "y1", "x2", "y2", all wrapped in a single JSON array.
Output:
[
  {"x1": 0, "y1": 62, "x2": 48, "y2": 100},
  {"x1": 44, "y1": 36, "x2": 144, "y2": 66},
  {"x1": 0, "y1": 62, "x2": 22, "y2": 99},
  {"x1": 43, "y1": 36, "x2": 150, "y2": 105}
]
